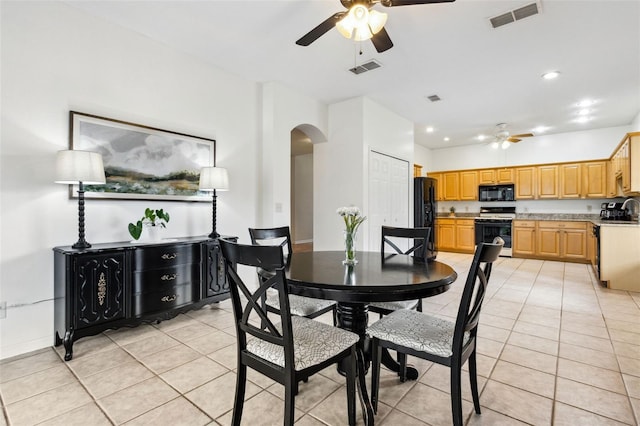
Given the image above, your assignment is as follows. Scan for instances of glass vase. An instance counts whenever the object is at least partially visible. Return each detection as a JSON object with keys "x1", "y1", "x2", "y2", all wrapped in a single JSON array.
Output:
[{"x1": 343, "y1": 229, "x2": 358, "y2": 265}]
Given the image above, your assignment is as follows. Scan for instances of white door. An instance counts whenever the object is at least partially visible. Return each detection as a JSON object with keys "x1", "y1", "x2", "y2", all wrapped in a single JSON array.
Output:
[{"x1": 368, "y1": 151, "x2": 410, "y2": 251}]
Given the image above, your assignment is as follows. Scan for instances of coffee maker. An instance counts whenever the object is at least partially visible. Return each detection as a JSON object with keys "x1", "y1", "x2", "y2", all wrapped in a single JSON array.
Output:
[{"x1": 600, "y1": 202, "x2": 631, "y2": 221}]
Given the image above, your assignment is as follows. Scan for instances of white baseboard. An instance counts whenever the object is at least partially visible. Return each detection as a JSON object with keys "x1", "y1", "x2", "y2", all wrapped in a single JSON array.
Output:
[{"x1": 294, "y1": 239, "x2": 313, "y2": 244}]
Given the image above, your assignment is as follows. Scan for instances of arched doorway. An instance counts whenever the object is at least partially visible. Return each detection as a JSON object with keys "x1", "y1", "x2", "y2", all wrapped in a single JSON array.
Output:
[{"x1": 290, "y1": 124, "x2": 325, "y2": 252}]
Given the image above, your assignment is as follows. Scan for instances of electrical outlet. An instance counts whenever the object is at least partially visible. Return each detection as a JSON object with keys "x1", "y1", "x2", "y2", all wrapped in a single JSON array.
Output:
[
  {"x1": 587, "y1": 205, "x2": 593, "y2": 212},
  {"x1": 0, "y1": 301, "x2": 6, "y2": 319}
]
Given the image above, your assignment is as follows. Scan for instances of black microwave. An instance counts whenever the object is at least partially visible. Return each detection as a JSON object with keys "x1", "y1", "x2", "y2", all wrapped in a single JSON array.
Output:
[{"x1": 478, "y1": 184, "x2": 515, "y2": 202}]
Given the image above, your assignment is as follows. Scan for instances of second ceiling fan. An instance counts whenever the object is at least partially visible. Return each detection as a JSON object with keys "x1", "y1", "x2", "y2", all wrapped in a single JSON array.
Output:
[{"x1": 296, "y1": 0, "x2": 456, "y2": 53}]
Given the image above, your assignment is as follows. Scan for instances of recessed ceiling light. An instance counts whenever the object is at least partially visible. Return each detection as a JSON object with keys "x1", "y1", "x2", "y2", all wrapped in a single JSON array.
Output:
[
  {"x1": 533, "y1": 126, "x2": 549, "y2": 133},
  {"x1": 575, "y1": 116, "x2": 590, "y2": 124},
  {"x1": 542, "y1": 71, "x2": 561, "y2": 80},
  {"x1": 577, "y1": 99, "x2": 594, "y2": 108},
  {"x1": 477, "y1": 134, "x2": 486, "y2": 141},
  {"x1": 426, "y1": 126, "x2": 434, "y2": 133},
  {"x1": 577, "y1": 108, "x2": 590, "y2": 116},
  {"x1": 444, "y1": 137, "x2": 450, "y2": 142}
]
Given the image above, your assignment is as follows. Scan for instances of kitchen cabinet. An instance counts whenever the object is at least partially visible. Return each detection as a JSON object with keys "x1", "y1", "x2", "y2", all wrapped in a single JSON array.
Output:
[
  {"x1": 459, "y1": 171, "x2": 478, "y2": 200},
  {"x1": 455, "y1": 219, "x2": 476, "y2": 252},
  {"x1": 442, "y1": 172, "x2": 460, "y2": 201},
  {"x1": 600, "y1": 224, "x2": 640, "y2": 291},
  {"x1": 413, "y1": 163, "x2": 423, "y2": 177},
  {"x1": 582, "y1": 161, "x2": 607, "y2": 198},
  {"x1": 513, "y1": 220, "x2": 536, "y2": 257},
  {"x1": 537, "y1": 165, "x2": 559, "y2": 199},
  {"x1": 496, "y1": 168, "x2": 515, "y2": 183},
  {"x1": 436, "y1": 218, "x2": 474, "y2": 253},
  {"x1": 607, "y1": 160, "x2": 617, "y2": 198},
  {"x1": 478, "y1": 169, "x2": 496, "y2": 185},
  {"x1": 478, "y1": 168, "x2": 514, "y2": 184},
  {"x1": 427, "y1": 172, "x2": 444, "y2": 201},
  {"x1": 536, "y1": 221, "x2": 587, "y2": 260},
  {"x1": 515, "y1": 167, "x2": 536, "y2": 199},
  {"x1": 54, "y1": 236, "x2": 235, "y2": 361},
  {"x1": 560, "y1": 163, "x2": 581, "y2": 199},
  {"x1": 611, "y1": 132, "x2": 640, "y2": 196}
]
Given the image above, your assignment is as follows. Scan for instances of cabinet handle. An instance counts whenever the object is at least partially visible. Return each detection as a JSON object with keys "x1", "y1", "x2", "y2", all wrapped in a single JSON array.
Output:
[
  {"x1": 161, "y1": 253, "x2": 177, "y2": 260},
  {"x1": 161, "y1": 273, "x2": 177, "y2": 281},
  {"x1": 161, "y1": 294, "x2": 177, "y2": 302},
  {"x1": 97, "y1": 272, "x2": 107, "y2": 306}
]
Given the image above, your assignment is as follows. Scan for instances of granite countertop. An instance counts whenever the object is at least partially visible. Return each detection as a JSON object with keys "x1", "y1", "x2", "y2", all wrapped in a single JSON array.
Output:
[{"x1": 436, "y1": 212, "x2": 640, "y2": 226}]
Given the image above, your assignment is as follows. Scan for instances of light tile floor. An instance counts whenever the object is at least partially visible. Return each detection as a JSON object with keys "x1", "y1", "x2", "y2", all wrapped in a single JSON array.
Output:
[{"x1": 1, "y1": 252, "x2": 639, "y2": 425}]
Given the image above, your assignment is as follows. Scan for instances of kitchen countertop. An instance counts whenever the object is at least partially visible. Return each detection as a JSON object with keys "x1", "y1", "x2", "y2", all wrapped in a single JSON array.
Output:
[{"x1": 437, "y1": 213, "x2": 640, "y2": 226}]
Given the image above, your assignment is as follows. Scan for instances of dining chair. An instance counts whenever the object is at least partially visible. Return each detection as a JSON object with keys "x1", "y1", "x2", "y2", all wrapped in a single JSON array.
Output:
[
  {"x1": 249, "y1": 227, "x2": 337, "y2": 325},
  {"x1": 370, "y1": 226, "x2": 431, "y2": 315},
  {"x1": 367, "y1": 237, "x2": 504, "y2": 426},
  {"x1": 218, "y1": 239, "x2": 358, "y2": 426}
]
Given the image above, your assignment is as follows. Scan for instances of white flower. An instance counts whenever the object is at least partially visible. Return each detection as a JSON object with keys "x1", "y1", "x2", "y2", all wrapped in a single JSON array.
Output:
[{"x1": 337, "y1": 206, "x2": 366, "y2": 233}]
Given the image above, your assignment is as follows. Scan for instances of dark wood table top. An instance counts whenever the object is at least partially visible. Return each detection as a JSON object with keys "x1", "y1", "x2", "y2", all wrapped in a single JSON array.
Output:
[{"x1": 285, "y1": 251, "x2": 457, "y2": 304}]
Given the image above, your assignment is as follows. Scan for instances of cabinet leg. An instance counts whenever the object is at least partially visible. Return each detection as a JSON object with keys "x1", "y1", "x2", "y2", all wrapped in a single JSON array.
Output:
[{"x1": 63, "y1": 329, "x2": 74, "y2": 361}]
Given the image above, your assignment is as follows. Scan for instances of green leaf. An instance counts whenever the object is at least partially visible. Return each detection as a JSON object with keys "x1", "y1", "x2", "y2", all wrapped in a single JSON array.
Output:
[{"x1": 128, "y1": 221, "x2": 142, "y2": 240}]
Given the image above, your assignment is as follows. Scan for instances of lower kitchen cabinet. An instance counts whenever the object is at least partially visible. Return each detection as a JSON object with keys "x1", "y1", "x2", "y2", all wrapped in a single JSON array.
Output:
[
  {"x1": 436, "y1": 218, "x2": 474, "y2": 253},
  {"x1": 513, "y1": 221, "x2": 536, "y2": 257},
  {"x1": 53, "y1": 236, "x2": 235, "y2": 361},
  {"x1": 600, "y1": 224, "x2": 640, "y2": 291},
  {"x1": 513, "y1": 221, "x2": 588, "y2": 262}
]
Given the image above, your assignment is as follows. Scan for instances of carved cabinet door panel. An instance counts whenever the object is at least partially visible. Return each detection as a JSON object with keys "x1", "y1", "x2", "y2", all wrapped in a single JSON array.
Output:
[{"x1": 74, "y1": 252, "x2": 126, "y2": 329}]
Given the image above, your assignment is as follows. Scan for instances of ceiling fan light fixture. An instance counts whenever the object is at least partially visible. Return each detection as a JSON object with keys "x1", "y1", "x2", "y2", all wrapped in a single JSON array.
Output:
[
  {"x1": 501, "y1": 140, "x2": 511, "y2": 149},
  {"x1": 491, "y1": 141, "x2": 500, "y2": 149},
  {"x1": 336, "y1": 5, "x2": 386, "y2": 41}
]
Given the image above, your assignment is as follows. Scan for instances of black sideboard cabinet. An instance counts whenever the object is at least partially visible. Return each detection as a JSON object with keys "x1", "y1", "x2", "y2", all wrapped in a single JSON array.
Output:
[{"x1": 53, "y1": 236, "x2": 236, "y2": 361}]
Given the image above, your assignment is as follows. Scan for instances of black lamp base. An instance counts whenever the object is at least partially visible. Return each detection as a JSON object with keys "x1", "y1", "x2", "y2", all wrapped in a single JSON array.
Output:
[
  {"x1": 208, "y1": 232, "x2": 220, "y2": 239},
  {"x1": 72, "y1": 239, "x2": 92, "y2": 249}
]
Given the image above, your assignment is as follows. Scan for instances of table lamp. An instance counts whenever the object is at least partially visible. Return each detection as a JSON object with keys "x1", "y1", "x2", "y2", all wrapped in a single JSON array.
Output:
[
  {"x1": 55, "y1": 150, "x2": 106, "y2": 249},
  {"x1": 199, "y1": 167, "x2": 229, "y2": 239}
]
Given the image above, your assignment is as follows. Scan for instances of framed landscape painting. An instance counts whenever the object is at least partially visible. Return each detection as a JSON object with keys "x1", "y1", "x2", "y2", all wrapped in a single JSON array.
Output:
[{"x1": 69, "y1": 111, "x2": 215, "y2": 201}]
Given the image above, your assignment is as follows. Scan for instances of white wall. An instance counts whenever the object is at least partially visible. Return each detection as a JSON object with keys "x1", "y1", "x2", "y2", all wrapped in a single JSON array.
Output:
[
  {"x1": 0, "y1": 1, "x2": 260, "y2": 359},
  {"x1": 260, "y1": 82, "x2": 328, "y2": 230},
  {"x1": 314, "y1": 97, "x2": 414, "y2": 251},
  {"x1": 631, "y1": 111, "x2": 640, "y2": 131},
  {"x1": 414, "y1": 144, "x2": 431, "y2": 175},
  {"x1": 292, "y1": 154, "x2": 313, "y2": 243}
]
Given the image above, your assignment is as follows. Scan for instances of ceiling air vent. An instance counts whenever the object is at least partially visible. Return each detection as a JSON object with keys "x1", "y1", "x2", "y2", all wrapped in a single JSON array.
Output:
[
  {"x1": 426, "y1": 95, "x2": 441, "y2": 102},
  {"x1": 349, "y1": 59, "x2": 382, "y2": 75},
  {"x1": 489, "y1": 1, "x2": 541, "y2": 29}
]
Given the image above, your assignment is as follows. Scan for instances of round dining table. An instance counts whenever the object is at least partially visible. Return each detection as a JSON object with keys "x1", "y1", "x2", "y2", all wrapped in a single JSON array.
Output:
[{"x1": 285, "y1": 250, "x2": 457, "y2": 425}]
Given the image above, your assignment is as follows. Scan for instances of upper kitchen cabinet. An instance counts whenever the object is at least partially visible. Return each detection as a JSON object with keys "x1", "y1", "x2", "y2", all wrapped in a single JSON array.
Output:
[
  {"x1": 413, "y1": 163, "x2": 423, "y2": 178},
  {"x1": 537, "y1": 165, "x2": 559, "y2": 199},
  {"x1": 581, "y1": 161, "x2": 607, "y2": 198},
  {"x1": 478, "y1": 168, "x2": 514, "y2": 184},
  {"x1": 560, "y1": 163, "x2": 581, "y2": 199},
  {"x1": 427, "y1": 171, "x2": 444, "y2": 201},
  {"x1": 515, "y1": 167, "x2": 536, "y2": 199},
  {"x1": 611, "y1": 132, "x2": 640, "y2": 195},
  {"x1": 459, "y1": 170, "x2": 478, "y2": 200},
  {"x1": 442, "y1": 172, "x2": 459, "y2": 201}
]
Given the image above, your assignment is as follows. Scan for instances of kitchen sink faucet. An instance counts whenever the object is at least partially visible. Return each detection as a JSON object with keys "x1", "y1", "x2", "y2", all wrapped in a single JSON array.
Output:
[{"x1": 622, "y1": 198, "x2": 640, "y2": 222}]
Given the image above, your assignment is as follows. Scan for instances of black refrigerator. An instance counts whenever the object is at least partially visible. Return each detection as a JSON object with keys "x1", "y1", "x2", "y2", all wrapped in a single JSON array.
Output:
[{"x1": 414, "y1": 177, "x2": 437, "y2": 261}]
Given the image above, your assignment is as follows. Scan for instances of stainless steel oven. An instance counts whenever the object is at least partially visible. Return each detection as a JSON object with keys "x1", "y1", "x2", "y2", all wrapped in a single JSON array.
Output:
[{"x1": 474, "y1": 206, "x2": 515, "y2": 257}]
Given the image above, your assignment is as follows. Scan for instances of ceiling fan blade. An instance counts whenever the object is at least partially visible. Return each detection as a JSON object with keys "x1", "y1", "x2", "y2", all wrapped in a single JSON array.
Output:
[
  {"x1": 510, "y1": 133, "x2": 534, "y2": 138},
  {"x1": 507, "y1": 138, "x2": 522, "y2": 143},
  {"x1": 380, "y1": 0, "x2": 455, "y2": 6},
  {"x1": 296, "y1": 12, "x2": 346, "y2": 46},
  {"x1": 371, "y1": 27, "x2": 394, "y2": 52}
]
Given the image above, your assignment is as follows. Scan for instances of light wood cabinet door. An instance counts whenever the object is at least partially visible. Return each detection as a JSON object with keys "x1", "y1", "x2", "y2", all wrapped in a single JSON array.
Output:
[
  {"x1": 513, "y1": 222, "x2": 536, "y2": 257},
  {"x1": 478, "y1": 169, "x2": 496, "y2": 184},
  {"x1": 563, "y1": 228, "x2": 587, "y2": 260},
  {"x1": 538, "y1": 165, "x2": 559, "y2": 199},
  {"x1": 496, "y1": 168, "x2": 515, "y2": 183},
  {"x1": 456, "y1": 220, "x2": 476, "y2": 252},
  {"x1": 607, "y1": 160, "x2": 618, "y2": 198},
  {"x1": 438, "y1": 220, "x2": 456, "y2": 250},
  {"x1": 459, "y1": 171, "x2": 478, "y2": 200},
  {"x1": 413, "y1": 164, "x2": 423, "y2": 178},
  {"x1": 582, "y1": 161, "x2": 607, "y2": 198},
  {"x1": 560, "y1": 163, "x2": 581, "y2": 199},
  {"x1": 443, "y1": 172, "x2": 459, "y2": 201},
  {"x1": 537, "y1": 226, "x2": 561, "y2": 257},
  {"x1": 428, "y1": 172, "x2": 444, "y2": 201},
  {"x1": 515, "y1": 167, "x2": 536, "y2": 199}
]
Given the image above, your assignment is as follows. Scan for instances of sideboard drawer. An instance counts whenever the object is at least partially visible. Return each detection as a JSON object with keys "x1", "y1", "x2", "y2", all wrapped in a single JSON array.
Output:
[
  {"x1": 133, "y1": 263, "x2": 200, "y2": 294},
  {"x1": 132, "y1": 283, "x2": 194, "y2": 316},
  {"x1": 134, "y1": 244, "x2": 200, "y2": 269}
]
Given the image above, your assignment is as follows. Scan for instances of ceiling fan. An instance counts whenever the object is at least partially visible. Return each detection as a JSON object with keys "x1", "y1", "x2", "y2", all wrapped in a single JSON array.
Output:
[
  {"x1": 489, "y1": 123, "x2": 534, "y2": 149},
  {"x1": 296, "y1": 0, "x2": 456, "y2": 53}
]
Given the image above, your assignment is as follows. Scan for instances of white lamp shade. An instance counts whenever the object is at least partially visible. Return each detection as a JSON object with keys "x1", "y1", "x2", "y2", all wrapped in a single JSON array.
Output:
[
  {"x1": 199, "y1": 167, "x2": 229, "y2": 191},
  {"x1": 55, "y1": 150, "x2": 106, "y2": 184}
]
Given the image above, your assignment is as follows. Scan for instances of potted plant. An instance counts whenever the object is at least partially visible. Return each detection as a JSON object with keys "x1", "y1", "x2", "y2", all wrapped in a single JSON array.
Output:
[
  {"x1": 129, "y1": 208, "x2": 170, "y2": 241},
  {"x1": 449, "y1": 206, "x2": 456, "y2": 217}
]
